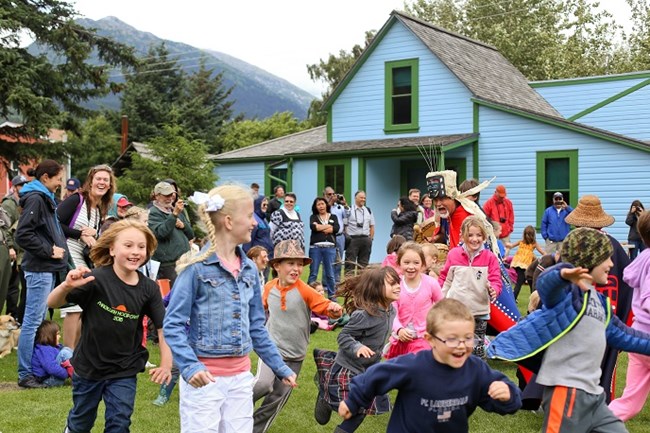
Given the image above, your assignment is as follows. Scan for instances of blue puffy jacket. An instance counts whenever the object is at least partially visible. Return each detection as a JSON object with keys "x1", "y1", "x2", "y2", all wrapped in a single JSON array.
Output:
[{"x1": 487, "y1": 263, "x2": 650, "y2": 367}]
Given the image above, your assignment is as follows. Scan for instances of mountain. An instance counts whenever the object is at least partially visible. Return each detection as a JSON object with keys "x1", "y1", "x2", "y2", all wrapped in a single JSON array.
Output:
[{"x1": 28, "y1": 16, "x2": 314, "y2": 120}]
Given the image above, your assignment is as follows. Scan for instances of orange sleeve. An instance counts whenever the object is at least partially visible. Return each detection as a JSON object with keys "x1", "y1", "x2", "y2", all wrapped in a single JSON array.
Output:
[
  {"x1": 296, "y1": 281, "x2": 338, "y2": 318},
  {"x1": 262, "y1": 278, "x2": 278, "y2": 310}
]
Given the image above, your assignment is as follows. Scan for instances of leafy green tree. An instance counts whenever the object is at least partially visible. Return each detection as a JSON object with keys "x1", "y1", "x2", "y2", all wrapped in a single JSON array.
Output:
[
  {"x1": 65, "y1": 114, "x2": 122, "y2": 179},
  {"x1": 118, "y1": 124, "x2": 216, "y2": 205},
  {"x1": 220, "y1": 112, "x2": 309, "y2": 153},
  {"x1": 0, "y1": 0, "x2": 135, "y2": 172},
  {"x1": 625, "y1": 0, "x2": 650, "y2": 70}
]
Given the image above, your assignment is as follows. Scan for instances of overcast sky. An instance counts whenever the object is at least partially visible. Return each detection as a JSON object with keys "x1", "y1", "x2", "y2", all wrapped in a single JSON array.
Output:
[{"x1": 71, "y1": 0, "x2": 632, "y2": 97}]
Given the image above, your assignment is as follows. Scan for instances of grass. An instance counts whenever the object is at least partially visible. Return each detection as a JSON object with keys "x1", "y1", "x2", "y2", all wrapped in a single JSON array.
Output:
[{"x1": 2, "y1": 287, "x2": 650, "y2": 432}]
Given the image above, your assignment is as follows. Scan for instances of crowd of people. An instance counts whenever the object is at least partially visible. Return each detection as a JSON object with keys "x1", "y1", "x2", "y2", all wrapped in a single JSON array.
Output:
[{"x1": 2, "y1": 162, "x2": 650, "y2": 433}]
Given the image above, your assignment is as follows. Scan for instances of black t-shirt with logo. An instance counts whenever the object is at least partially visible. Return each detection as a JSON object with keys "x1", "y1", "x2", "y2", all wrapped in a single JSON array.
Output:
[{"x1": 66, "y1": 266, "x2": 165, "y2": 380}]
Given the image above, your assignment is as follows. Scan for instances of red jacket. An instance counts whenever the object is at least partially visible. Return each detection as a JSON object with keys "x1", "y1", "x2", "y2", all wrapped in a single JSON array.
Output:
[
  {"x1": 434, "y1": 203, "x2": 471, "y2": 248},
  {"x1": 483, "y1": 194, "x2": 514, "y2": 238}
]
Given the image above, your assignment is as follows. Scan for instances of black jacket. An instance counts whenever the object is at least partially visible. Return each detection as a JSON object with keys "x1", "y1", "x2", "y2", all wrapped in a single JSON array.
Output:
[{"x1": 16, "y1": 189, "x2": 68, "y2": 272}]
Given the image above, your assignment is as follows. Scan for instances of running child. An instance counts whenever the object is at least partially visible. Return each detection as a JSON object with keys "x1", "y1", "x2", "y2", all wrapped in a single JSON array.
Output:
[
  {"x1": 47, "y1": 219, "x2": 173, "y2": 433},
  {"x1": 253, "y1": 239, "x2": 343, "y2": 433},
  {"x1": 438, "y1": 216, "x2": 502, "y2": 359},
  {"x1": 505, "y1": 225, "x2": 545, "y2": 301},
  {"x1": 610, "y1": 211, "x2": 650, "y2": 421},
  {"x1": 489, "y1": 227, "x2": 650, "y2": 433},
  {"x1": 163, "y1": 186, "x2": 296, "y2": 433},
  {"x1": 385, "y1": 242, "x2": 443, "y2": 359},
  {"x1": 31, "y1": 320, "x2": 73, "y2": 387},
  {"x1": 314, "y1": 266, "x2": 400, "y2": 432},
  {"x1": 339, "y1": 299, "x2": 521, "y2": 432}
]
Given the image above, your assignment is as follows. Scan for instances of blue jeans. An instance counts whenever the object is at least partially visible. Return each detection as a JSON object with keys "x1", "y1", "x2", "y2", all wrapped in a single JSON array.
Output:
[
  {"x1": 66, "y1": 374, "x2": 137, "y2": 433},
  {"x1": 631, "y1": 240, "x2": 646, "y2": 260},
  {"x1": 334, "y1": 234, "x2": 345, "y2": 285},
  {"x1": 18, "y1": 271, "x2": 55, "y2": 380},
  {"x1": 308, "y1": 246, "x2": 337, "y2": 298}
]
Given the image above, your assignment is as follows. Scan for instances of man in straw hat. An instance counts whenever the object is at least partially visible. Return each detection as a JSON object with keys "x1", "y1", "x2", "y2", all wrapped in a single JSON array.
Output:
[{"x1": 565, "y1": 194, "x2": 633, "y2": 403}]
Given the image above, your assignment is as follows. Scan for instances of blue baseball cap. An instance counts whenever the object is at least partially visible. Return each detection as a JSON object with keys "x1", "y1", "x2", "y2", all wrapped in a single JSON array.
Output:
[{"x1": 66, "y1": 178, "x2": 81, "y2": 191}]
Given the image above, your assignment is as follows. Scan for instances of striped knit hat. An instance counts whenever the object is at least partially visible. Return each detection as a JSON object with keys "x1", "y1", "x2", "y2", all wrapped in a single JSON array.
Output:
[{"x1": 560, "y1": 227, "x2": 613, "y2": 270}]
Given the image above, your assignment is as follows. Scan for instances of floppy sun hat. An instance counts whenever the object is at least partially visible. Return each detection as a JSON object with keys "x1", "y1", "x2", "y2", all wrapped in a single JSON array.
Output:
[
  {"x1": 268, "y1": 240, "x2": 312, "y2": 266},
  {"x1": 565, "y1": 195, "x2": 614, "y2": 228}
]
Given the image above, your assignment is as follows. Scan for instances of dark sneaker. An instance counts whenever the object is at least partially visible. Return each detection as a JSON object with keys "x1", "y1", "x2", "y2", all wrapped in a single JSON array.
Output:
[
  {"x1": 314, "y1": 394, "x2": 332, "y2": 425},
  {"x1": 18, "y1": 375, "x2": 46, "y2": 389}
]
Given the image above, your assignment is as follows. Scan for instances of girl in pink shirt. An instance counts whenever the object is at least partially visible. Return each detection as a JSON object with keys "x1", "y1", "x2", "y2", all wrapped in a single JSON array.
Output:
[{"x1": 385, "y1": 242, "x2": 443, "y2": 358}]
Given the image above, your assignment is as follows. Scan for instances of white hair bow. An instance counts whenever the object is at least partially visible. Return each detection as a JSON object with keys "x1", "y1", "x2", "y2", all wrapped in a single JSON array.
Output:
[{"x1": 189, "y1": 191, "x2": 225, "y2": 212}]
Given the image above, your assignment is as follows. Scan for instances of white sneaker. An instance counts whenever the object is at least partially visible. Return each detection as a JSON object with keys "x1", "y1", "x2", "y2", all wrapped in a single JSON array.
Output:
[{"x1": 145, "y1": 361, "x2": 157, "y2": 368}]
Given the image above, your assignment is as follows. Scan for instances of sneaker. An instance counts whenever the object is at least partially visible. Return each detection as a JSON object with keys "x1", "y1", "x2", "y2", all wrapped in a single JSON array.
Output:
[
  {"x1": 314, "y1": 394, "x2": 332, "y2": 425},
  {"x1": 145, "y1": 361, "x2": 157, "y2": 368},
  {"x1": 18, "y1": 375, "x2": 46, "y2": 389},
  {"x1": 152, "y1": 394, "x2": 169, "y2": 406}
]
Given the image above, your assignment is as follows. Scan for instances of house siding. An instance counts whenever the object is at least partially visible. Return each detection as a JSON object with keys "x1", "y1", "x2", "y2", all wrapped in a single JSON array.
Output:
[
  {"x1": 331, "y1": 23, "x2": 473, "y2": 142},
  {"x1": 533, "y1": 77, "x2": 646, "y2": 119},
  {"x1": 478, "y1": 106, "x2": 650, "y2": 244},
  {"x1": 215, "y1": 162, "x2": 266, "y2": 195}
]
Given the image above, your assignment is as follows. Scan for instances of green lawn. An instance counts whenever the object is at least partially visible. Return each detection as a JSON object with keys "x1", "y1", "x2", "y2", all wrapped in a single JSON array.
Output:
[{"x1": 2, "y1": 287, "x2": 650, "y2": 432}]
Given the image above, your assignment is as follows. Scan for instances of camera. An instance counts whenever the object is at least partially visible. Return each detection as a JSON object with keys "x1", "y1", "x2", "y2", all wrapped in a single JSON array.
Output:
[
  {"x1": 356, "y1": 222, "x2": 363, "y2": 228},
  {"x1": 337, "y1": 194, "x2": 344, "y2": 201},
  {"x1": 499, "y1": 217, "x2": 506, "y2": 223}
]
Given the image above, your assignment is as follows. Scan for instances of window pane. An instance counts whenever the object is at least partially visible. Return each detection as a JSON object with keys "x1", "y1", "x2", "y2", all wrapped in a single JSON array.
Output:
[
  {"x1": 545, "y1": 158, "x2": 570, "y2": 206},
  {"x1": 270, "y1": 168, "x2": 287, "y2": 192},
  {"x1": 393, "y1": 67, "x2": 411, "y2": 95},
  {"x1": 325, "y1": 164, "x2": 345, "y2": 194},
  {"x1": 393, "y1": 96, "x2": 412, "y2": 124}
]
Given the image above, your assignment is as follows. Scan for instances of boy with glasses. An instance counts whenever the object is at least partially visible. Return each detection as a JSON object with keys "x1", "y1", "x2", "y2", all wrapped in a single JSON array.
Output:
[{"x1": 339, "y1": 299, "x2": 521, "y2": 433}]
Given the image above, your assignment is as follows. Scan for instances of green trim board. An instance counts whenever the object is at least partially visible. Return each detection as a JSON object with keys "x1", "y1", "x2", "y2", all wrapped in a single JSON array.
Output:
[
  {"x1": 327, "y1": 111, "x2": 333, "y2": 143},
  {"x1": 530, "y1": 71, "x2": 650, "y2": 88},
  {"x1": 357, "y1": 157, "x2": 366, "y2": 192},
  {"x1": 384, "y1": 58, "x2": 420, "y2": 134},
  {"x1": 473, "y1": 98, "x2": 650, "y2": 154},
  {"x1": 568, "y1": 78, "x2": 650, "y2": 121},
  {"x1": 535, "y1": 150, "x2": 578, "y2": 228},
  {"x1": 472, "y1": 142, "x2": 479, "y2": 179},
  {"x1": 264, "y1": 160, "x2": 291, "y2": 196},
  {"x1": 443, "y1": 158, "x2": 467, "y2": 184},
  {"x1": 317, "y1": 158, "x2": 352, "y2": 203}
]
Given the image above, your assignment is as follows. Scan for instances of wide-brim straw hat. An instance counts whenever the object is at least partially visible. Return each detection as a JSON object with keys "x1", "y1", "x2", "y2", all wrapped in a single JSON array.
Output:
[
  {"x1": 268, "y1": 239, "x2": 312, "y2": 266},
  {"x1": 565, "y1": 195, "x2": 615, "y2": 228}
]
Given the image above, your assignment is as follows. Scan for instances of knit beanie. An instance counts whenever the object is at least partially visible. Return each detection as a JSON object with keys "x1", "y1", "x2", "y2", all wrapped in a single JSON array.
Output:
[{"x1": 560, "y1": 227, "x2": 613, "y2": 270}]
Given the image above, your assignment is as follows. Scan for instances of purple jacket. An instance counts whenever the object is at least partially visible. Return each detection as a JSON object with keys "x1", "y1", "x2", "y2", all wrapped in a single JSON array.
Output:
[
  {"x1": 624, "y1": 248, "x2": 650, "y2": 333},
  {"x1": 32, "y1": 344, "x2": 68, "y2": 380}
]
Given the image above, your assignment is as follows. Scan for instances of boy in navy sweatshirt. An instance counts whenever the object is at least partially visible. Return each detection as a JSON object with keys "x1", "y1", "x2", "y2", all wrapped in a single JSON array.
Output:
[{"x1": 339, "y1": 298, "x2": 521, "y2": 433}]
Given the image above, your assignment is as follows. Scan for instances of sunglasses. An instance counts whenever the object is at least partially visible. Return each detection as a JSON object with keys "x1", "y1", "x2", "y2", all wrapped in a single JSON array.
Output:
[{"x1": 92, "y1": 164, "x2": 113, "y2": 173}]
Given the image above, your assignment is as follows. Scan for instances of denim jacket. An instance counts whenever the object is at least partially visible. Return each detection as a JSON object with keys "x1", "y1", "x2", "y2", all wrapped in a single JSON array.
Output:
[{"x1": 163, "y1": 246, "x2": 293, "y2": 382}]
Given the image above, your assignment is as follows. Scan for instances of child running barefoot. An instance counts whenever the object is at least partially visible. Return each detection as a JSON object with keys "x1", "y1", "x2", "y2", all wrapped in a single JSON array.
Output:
[
  {"x1": 47, "y1": 219, "x2": 173, "y2": 433},
  {"x1": 385, "y1": 242, "x2": 443, "y2": 359},
  {"x1": 438, "y1": 216, "x2": 502, "y2": 359},
  {"x1": 31, "y1": 320, "x2": 73, "y2": 387},
  {"x1": 253, "y1": 239, "x2": 343, "y2": 433},
  {"x1": 505, "y1": 225, "x2": 545, "y2": 301},
  {"x1": 489, "y1": 227, "x2": 650, "y2": 433},
  {"x1": 610, "y1": 211, "x2": 650, "y2": 421},
  {"x1": 163, "y1": 186, "x2": 296, "y2": 433},
  {"x1": 339, "y1": 299, "x2": 521, "y2": 432},
  {"x1": 313, "y1": 266, "x2": 401, "y2": 432}
]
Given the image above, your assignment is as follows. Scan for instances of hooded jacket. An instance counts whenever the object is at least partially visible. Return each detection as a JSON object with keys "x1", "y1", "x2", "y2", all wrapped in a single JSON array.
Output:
[
  {"x1": 243, "y1": 196, "x2": 274, "y2": 257},
  {"x1": 487, "y1": 263, "x2": 650, "y2": 369},
  {"x1": 624, "y1": 248, "x2": 650, "y2": 333},
  {"x1": 15, "y1": 180, "x2": 68, "y2": 272}
]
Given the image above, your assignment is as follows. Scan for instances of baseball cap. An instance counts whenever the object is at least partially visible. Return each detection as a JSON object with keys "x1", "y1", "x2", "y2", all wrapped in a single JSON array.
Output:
[
  {"x1": 154, "y1": 181, "x2": 175, "y2": 195},
  {"x1": 553, "y1": 192, "x2": 564, "y2": 200},
  {"x1": 66, "y1": 178, "x2": 81, "y2": 191},
  {"x1": 495, "y1": 185, "x2": 506, "y2": 198},
  {"x1": 117, "y1": 197, "x2": 133, "y2": 207},
  {"x1": 11, "y1": 175, "x2": 28, "y2": 187}
]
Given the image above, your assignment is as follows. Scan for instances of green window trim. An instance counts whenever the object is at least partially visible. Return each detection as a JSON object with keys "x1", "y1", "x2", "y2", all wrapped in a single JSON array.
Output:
[
  {"x1": 384, "y1": 59, "x2": 419, "y2": 134},
  {"x1": 317, "y1": 158, "x2": 352, "y2": 202},
  {"x1": 264, "y1": 159, "x2": 292, "y2": 196},
  {"x1": 535, "y1": 150, "x2": 578, "y2": 228}
]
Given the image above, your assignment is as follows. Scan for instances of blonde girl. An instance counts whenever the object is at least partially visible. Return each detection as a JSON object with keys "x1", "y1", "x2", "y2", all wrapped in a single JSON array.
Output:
[
  {"x1": 421, "y1": 243, "x2": 441, "y2": 278},
  {"x1": 385, "y1": 242, "x2": 443, "y2": 359},
  {"x1": 163, "y1": 185, "x2": 296, "y2": 433},
  {"x1": 438, "y1": 216, "x2": 502, "y2": 359},
  {"x1": 505, "y1": 225, "x2": 545, "y2": 301},
  {"x1": 47, "y1": 219, "x2": 172, "y2": 432}
]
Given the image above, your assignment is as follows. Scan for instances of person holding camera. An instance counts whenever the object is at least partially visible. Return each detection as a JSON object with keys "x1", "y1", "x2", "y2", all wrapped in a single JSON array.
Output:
[
  {"x1": 541, "y1": 192, "x2": 573, "y2": 255},
  {"x1": 482, "y1": 185, "x2": 514, "y2": 243},
  {"x1": 345, "y1": 191, "x2": 375, "y2": 274},
  {"x1": 324, "y1": 187, "x2": 349, "y2": 285},
  {"x1": 626, "y1": 200, "x2": 646, "y2": 259}
]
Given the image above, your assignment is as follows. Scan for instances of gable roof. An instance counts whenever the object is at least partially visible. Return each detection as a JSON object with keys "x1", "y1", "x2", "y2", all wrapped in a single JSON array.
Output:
[
  {"x1": 322, "y1": 10, "x2": 559, "y2": 119},
  {"x1": 214, "y1": 125, "x2": 476, "y2": 161}
]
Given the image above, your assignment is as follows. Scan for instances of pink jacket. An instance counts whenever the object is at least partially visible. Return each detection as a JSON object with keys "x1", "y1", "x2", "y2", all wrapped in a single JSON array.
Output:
[
  {"x1": 392, "y1": 273, "x2": 443, "y2": 338},
  {"x1": 438, "y1": 245, "x2": 502, "y2": 316}
]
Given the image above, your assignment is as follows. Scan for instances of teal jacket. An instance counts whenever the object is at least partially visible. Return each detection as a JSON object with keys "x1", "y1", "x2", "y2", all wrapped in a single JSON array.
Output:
[{"x1": 148, "y1": 205, "x2": 194, "y2": 264}]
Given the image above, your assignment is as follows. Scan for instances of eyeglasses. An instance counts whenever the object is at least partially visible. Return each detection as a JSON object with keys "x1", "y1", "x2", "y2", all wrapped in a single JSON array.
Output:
[{"x1": 432, "y1": 335, "x2": 479, "y2": 348}]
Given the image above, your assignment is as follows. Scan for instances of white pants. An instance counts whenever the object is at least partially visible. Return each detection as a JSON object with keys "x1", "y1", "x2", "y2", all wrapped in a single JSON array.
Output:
[{"x1": 179, "y1": 371, "x2": 254, "y2": 433}]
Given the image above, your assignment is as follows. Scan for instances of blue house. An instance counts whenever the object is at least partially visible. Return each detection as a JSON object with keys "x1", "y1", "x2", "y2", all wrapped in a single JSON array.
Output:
[{"x1": 214, "y1": 10, "x2": 650, "y2": 263}]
